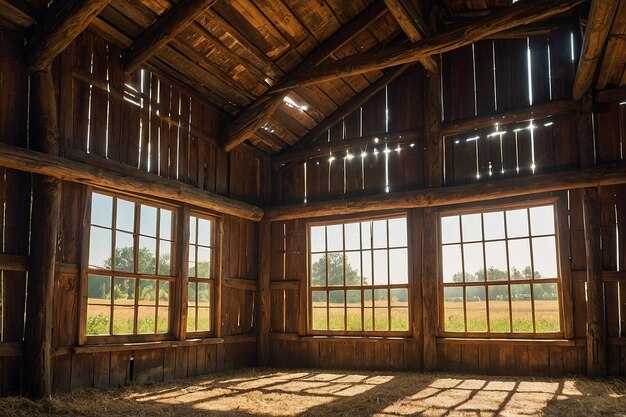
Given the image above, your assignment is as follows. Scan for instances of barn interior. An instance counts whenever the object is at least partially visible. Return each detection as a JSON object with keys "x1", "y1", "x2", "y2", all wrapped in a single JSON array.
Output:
[{"x1": 0, "y1": 0, "x2": 625, "y2": 414}]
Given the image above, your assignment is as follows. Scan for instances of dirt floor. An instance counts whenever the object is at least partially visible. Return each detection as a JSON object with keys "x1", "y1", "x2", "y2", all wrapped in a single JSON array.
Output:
[{"x1": 0, "y1": 368, "x2": 624, "y2": 416}]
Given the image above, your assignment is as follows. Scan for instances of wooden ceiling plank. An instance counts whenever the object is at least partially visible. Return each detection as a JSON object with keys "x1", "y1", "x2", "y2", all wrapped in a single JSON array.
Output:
[
  {"x1": 0, "y1": 0, "x2": 35, "y2": 35},
  {"x1": 28, "y1": 0, "x2": 113, "y2": 71},
  {"x1": 222, "y1": 0, "x2": 388, "y2": 152},
  {"x1": 124, "y1": 0, "x2": 217, "y2": 73},
  {"x1": 384, "y1": 0, "x2": 438, "y2": 72},
  {"x1": 596, "y1": 0, "x2": 626, "y2": 89},
  {"x1": 274, "y1": 0, "x2": 584, "y2": 92},
  {"x1": 573, "y1": 0, "x2": 620, "y2": 99}
]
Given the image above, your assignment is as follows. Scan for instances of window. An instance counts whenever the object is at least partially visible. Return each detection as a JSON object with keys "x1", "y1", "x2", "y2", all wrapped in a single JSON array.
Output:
[
  {"x1": 309, "y1": 215, "x2": 410, "y2": 335},
  {"x1": 187, "y1": 214, "x2": 216, "y2": 334},
  {"x1": 86, "y1": 192, "x2": 174, "y2": 337},
  {"x1": 440, "y1": 203, "x2": 562, "y2": 336}
]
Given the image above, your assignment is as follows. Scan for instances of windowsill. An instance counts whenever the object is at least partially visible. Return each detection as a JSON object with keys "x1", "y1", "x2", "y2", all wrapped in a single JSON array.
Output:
[
  {"x1": 270, "y1": 332, "x2": 413, "y2": 342},
  {"x1": 436, "y1": 337, "x2": 583, "y2": 346},
  {"x1": 74, "y1": 334, "x2": 256, "y2": 354}
]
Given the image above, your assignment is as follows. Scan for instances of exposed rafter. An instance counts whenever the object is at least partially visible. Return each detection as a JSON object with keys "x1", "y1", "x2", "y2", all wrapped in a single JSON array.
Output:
[
  {"x1": 384, "y1": 0, "x2": 437, "y2": 72},
  {"x1": 222, "y1": 1, "x2": 389, "y2": 153},
  {"x1": 28, "y1": 0, "x2": 113, "y2": 71},
  {"x1": 573, "y1": 0, "x2": 620, "y2": 99},
  {"x1": 272, "y1": 0, "x2": 584, "y2": 92},
  {"x1": 124, "y1": 0, "x2": 217, "y2": 73}
]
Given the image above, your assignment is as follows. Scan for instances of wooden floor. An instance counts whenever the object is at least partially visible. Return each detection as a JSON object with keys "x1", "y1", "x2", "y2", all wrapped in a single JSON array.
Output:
[{"x1": 0, "y1": 369, "x2": 624, "y2": 416}]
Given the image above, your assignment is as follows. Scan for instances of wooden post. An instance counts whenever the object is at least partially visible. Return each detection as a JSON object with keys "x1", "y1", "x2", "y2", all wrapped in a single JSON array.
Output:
[
  {"x1": 425, "y1": 56, "x2": 443, "y2": 188},
  {"x1": 582, "y1": 187, "x2": 606, "y2": 376},
  {"x1": 173, "y1": 205, "x2": 190, "y2": 340},
  {"x1": 577, "y1": 91, "x2": 595, "y2": 168},
  {"x1": 422, "y1": 207, "x2": 438, "y2": 371},
  {"x1": 257, "y1": 218, "x2": 271, "y2": 366},
  {"x1": 23, "y1": 67, "x2": 61, "y2": 398}
]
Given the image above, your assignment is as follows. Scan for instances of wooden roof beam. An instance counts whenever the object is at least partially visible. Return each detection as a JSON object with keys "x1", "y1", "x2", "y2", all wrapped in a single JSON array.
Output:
[
  {"x1": 573, "y1": 0, "x2": 620, "y2": 99},
  {"x1": 28, "y1": 0, "x2": 113, "y2": 71},
  {"x1": 124, "y1": 0, "x2": 217, "y2": 73},
  {"x1": 222, "y1": 1, "x2": 389, "y2": 153},
  {"x1": 384, "y1": 0, "x2": 438, "y2": 72},
  {"x1": 272, "y1": 0, "x2": 585, "y2": 92}
]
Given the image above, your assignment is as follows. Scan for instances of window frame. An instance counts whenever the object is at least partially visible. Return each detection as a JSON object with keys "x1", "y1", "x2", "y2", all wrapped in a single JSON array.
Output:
[
  {"x1": 82, "y1": 189, "x2": 179, "y2": 344},
  {"x1": 306, "y1": 212, "x2": 412, "y2": 337},
  {"x1": 185, "y1": 210, "x2": 219, "y2": 338},
  {"x1": 437, "y1": 197, "x2": 566, "y2": 339}
]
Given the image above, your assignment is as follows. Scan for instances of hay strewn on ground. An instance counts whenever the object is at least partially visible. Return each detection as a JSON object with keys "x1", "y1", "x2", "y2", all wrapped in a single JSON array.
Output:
[{"x1": 0, "y1": 368, "x2": 624, "y2": 417}]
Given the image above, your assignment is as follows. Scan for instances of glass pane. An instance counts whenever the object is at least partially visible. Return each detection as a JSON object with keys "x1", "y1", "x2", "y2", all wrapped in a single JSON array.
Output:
[
  {"x1": 374, "y1": 288, "x2": 388, "y2": 306},
  {"x1": 344, "y1": 223, "x2": 360, "y2": 250},
  {"x1": 329, "y1": 290, "x2": 345, "y2": 306},
  {"x1": 345, "y1": 251, "x2": 361, "y2": 286},
  {"x1": 312, "y1": 308, "x2": 327, "y2": 330},
  {"x1": 140, "y1": 205, "x2": 157, "y2": 237},
  {"x1": 86, "y1": 304, "x2": 110, "y2": 335},
  {"x1": 488, "y1": 285, "x2": 510, "y2": 332},
  {"x1": 374, "y1": 308, "x2": 388, "y2": 330},
  {"x1": 88, "y1": 275, "x2": 111, "y2": 301},
  {"x1": 329, "y1": 308, "x2": 344, "y2": 330},
  {"x1": 443, "y1": 287, "x2": 465, "y2": 332},
  {"x1": 442, "y1": 244, "x2": 463, "y2": 283},
  {"x1": 326, "y1": 224, "x2": 343, "y2": 252},
  {"x1": 113, "y1": 277, "x2": 135, "y2": 304},
  {"x1": 483, "y1": 211, "x2": 505, "y2": 240},
  {"x1": 312, "y1": 290, "x2": 327, "y2": 304},
  {"x1": 466, "y1": 286, "x2": 487, "y2": 332},
  {"x1": 327, "y1": 252, "x2": 344, "y2": 286},
  {"x1": 159, "y1": 281, "x2": 170, "y2": 305},
  {"x1": 461, "y1": 214, "x2": 482, "y2": 242},
  {"x1": 138, "y1": 279, "x2": 156, "y2": 305},
  {"x1": 188, "y1": 283, "x2": 197, "y2": 306},
  {"x1": 389, "y1": 248, "x2": 408, "y2": 284},
  {"x1": 373, "y1": 249, "x2": 388, "y2": 285},
  {"x1": 187, "y1": 308, "x2": 196, "y2": 332},
  {"x1": 511, "y1": 284, "x2": 533, "y2": 332},
  {"x1": 197, "y1": 307, "x2": 211, "y2": 332},
  {"x1": 114, "y1": 231, "x2": 134, "y2": 272},
  {"x1": 159, "y1": 209, "x2": 172, "y2": 240},
  {"x1": 463, "y1": 243, "x2": 484, "y2": 282},
  {"x1": 189, "y1": 216, "x2": 197, "y2": 245},
  {"x1": 112, "y1": 306, "x2": 134, "y2": 334},
  {"x1": 532, "y1": 236, "x2": 558, "y2": 279},
  {"x1": 158, "y1": 240, "x2": 172, "y2": 276},
  {"x1": 529, "y1": 205, "x2": 555, "y2": 236},
  {"x1": 157, "y1": 306, "x2": 169, "y2": 333},
  {"x1": 137, "y1": 306, "x2": 156, "y2": 333},
  {"x1": 116, "y1": 199, "x2": 135, "y2": 232},
  {"x1": 372, "y1": 220, "x2": 387, "y2": 248},
  {"x1": 508, "y1": 239, "x2": 532, "y2": 279},
  {"x1": 361, "y1": 221, "x2": 372, "y2": 249},
  {"x1": 188, "y1": 244, "x2": 196, "y2": 278},
  {"x1": 310, "y1": 226, "x2": 325, "y2": 252},
  {"x1": 391, "y1": 308, "x2": 409, "y2": 331},
  {"x1": 197, "y1": 246, "x2": 212, "y2": 278},
  {"x1": 388, "y1": 217, "x2": 407, "y2": 247},
  {"x1": 534, "y1": 283, "x2": 560, "y2": 332},
  {"x1": 310, "y1": 253, "x2": 326, "y2": 286},
  {"x1": 347, "y1": 307, "x2": 361, "y2": 331},
  {"x1": 485, "y1": 241, "x2": 508, "y2": 281},
  {"x1": 506, "y1": 209, "x2": 529, "y2": 238},
  {"x1": 347, "y1": 289, "x2": 361, "y2": 306},
  {"x1": 198, "y1": 218, "x2": 212, "y2": 246},
  {"x1": 91, "y1": 193, "x2": 113, "y2": 227},
  {"x1": 362, "y1": 250, "x2": 372, "y2": 286},
  {"x1": 138, "y1": 236, "x2": 157, "y2": 274},
  {"x1": 363, "y1": 308, "x2": 373, "y2": 331},
  {"x1": 89, "y1": 226, "x2": 112, "y2": 269},
  {"x1": 390, "y1": 288, "x2": 408, "y2": 306},
  {"x1": 198, "y1": 282, "x2": 210, "y2": 307},
  {"x1": 441, "y1": 215, "x2": 461, "y2": 244}
]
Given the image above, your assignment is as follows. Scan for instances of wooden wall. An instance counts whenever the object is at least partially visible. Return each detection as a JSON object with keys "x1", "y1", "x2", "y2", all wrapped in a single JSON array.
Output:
[
  {"x1": 0, "y1": 29, "x2": 264, "y2": 395},
  {"x1": 267, "y1": 28, "x2": 626, "y2": 377}
]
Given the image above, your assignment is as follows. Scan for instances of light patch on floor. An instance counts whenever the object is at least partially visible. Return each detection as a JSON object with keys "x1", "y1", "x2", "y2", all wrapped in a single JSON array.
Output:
[{"x1": 0, "y1": 369, "x2": 624, "y2": 417}]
